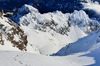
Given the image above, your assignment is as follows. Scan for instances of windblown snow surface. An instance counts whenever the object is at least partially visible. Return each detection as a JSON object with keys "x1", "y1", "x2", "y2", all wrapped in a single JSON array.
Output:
[{"x1": 0, "y1": 4, "x2": 100, "y2": 66}]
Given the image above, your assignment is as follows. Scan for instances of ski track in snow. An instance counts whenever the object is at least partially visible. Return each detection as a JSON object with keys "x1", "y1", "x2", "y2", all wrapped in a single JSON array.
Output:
[{"x1": 12, "y1": 52, "x2": 29, "y2": 66}]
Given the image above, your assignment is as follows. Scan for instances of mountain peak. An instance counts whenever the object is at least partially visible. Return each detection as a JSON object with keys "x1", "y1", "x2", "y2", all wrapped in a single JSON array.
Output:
[{"x1": 18, "y1": 4, "x2": 39, "y2": 16}]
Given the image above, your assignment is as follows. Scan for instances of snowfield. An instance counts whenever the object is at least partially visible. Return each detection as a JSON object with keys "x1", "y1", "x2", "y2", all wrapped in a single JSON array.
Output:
[{"x1": 0, "y1": 51, "x2": 95, "y2": 66}]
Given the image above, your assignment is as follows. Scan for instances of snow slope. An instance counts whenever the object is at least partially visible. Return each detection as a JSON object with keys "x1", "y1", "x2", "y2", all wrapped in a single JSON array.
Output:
[
  {"x1": 52, "y1": 28, "x2": 100, "y2": 66},
  {"x1": 0, "y1": 51, "x2": 95, "y2": 66},
  {"x1": 0, "y1": 16, "x2": 26, "y2": 51},
  {"x1": 0, "y1": 15, "x2": 40, "y2": 54},
  {"x1": 22, "y1": 25, "x2": 86, "y2": 55},
  {"x1": 55, "y1": 28, "x2": 100, "y2": 56}
]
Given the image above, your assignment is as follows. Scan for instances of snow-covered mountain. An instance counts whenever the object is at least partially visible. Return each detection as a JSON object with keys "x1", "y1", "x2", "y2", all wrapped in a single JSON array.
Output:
[
  {"x1": 0, "y1": 15, "x2": 40, "y2": 54},
  {"x1": 0, "y1": 3, "x2": 100, "y2": 66},
  {"x1": 10, "y1": 4, "x2": 99, "y2": 55},
  {"x1": 0, "y1": 4, "x2": 99, "y2": 55},
  {"x1": 1, "y1": 0, "x2": 100, "y2": 22},
  {"x1": 12, "y1": 4, "x2": 100, "y2": 34}
]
